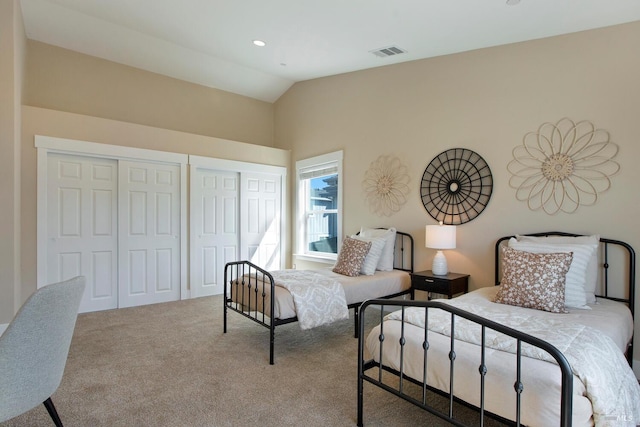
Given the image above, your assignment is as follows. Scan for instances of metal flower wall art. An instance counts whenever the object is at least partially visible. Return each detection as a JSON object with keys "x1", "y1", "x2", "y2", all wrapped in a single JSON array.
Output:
[
  {"x1": 507, "y1": 118, "x2": 619, "y2": 215},
  {"x1": 362, "y1": 155, "x2": 410, "y2": 216}
]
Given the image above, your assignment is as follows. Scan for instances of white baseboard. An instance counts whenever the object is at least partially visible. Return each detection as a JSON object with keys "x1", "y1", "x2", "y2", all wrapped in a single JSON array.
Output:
[{"x1": 0, "y1": 323, "x2": 8, "y2": 336}]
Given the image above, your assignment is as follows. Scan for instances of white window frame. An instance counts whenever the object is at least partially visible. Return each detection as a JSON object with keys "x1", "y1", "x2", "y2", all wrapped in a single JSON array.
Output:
[{"x1": 295, "y1": 150, "x2": 343, "y2": 263}]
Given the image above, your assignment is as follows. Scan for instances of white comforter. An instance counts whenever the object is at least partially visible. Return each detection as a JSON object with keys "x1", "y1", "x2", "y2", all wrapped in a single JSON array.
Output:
[
  {"x1": 387, "y1": 300, "x2": 640, "y2": 426},
  {"x1": 269, "y1": 270, "x2": 349, "y2": 329},
  {"x1": 370, "y1": 287, "x2": 639, "y2": 427}
]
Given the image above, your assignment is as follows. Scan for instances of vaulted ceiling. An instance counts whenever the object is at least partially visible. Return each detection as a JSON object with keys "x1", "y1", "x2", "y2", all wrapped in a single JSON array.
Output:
[{"x1": 20, "y1": 0, "x2": 640, "y2": 102}]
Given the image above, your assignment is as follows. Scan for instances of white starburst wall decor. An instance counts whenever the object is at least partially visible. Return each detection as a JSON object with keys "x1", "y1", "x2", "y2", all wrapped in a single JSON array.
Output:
[
  {"x1": 507, "y1": 118, "x2": 619, "y2": 215},
  {"x1": 362, "y1": 155, "x2": 410, "y2": 217}
]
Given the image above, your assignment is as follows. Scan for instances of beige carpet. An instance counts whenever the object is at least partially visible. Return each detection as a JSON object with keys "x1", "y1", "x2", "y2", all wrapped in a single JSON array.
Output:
[{"x1": 2, "y1": 295, "x2": 506, "y2": 427}]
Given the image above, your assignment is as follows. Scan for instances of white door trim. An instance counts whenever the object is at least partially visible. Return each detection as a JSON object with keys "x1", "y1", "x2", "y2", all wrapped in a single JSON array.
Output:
[
  {"x1": 36, "y1": 135, "x2": 188, "y2": 164},
  {"x1": 36, "y1": 135, "x2": 188, "y2": 302},
  {"x1": 189, "y1": 155, "x2": 286, "y2": 176}
]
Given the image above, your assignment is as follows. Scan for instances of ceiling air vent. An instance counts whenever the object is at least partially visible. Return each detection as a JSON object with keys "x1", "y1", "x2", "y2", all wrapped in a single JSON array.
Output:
[{"x1": 370, "y1": 45, "x2": 407, "y2": 58}]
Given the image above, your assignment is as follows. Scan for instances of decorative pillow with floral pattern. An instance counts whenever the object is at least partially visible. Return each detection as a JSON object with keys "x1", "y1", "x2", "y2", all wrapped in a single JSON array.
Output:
[
  {"x1": 494, "y1": 247, "x2": 573, "y2": 313},
  {"x1": 332, "y1": 237, "x2": 372, "y2": 277}
]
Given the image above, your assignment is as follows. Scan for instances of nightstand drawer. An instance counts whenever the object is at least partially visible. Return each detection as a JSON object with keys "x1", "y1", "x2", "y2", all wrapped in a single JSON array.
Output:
[
  {"x1": 410, "y1": 270, "x2": 469, "y2": 299},
  {"x1": 413, "y1": 277, "x2": 451, "y2": 294}
]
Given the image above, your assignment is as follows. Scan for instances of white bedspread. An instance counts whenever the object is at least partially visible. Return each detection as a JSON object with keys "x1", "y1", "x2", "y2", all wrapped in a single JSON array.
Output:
[
  {"x1": 387, "y1": 295, "x2": 640, "y2": 427},
  {"x1": 269, "y1": 270, "x2": 349, "y2": 330}
]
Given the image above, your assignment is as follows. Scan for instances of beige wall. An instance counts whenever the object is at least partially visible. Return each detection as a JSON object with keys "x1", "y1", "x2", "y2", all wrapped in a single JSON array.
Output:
[
  {"x1": 275, "y1": 22, "x2": 640, "y2": 360},
  {"x1": 4, "y1": 4, "x2": 639, "y2": 365},
  {"x1": 0, "y1": 0, "x2": 25, "y2": 320},
  {"x1": 18, "y1": 106, "x2": 290, "y2": 313},
  {"x1": 0, "y1": 11, "x2": 283, "y2": 324},
  {"x1": 25, "y1": 40, "x2": 275, "y2": 147}
]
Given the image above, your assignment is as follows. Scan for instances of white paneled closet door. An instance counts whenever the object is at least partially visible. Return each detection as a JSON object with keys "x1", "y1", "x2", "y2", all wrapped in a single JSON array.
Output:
[
  {"x1": 38, "y1": 136, "x2": 188, "y2": 313},
  {"x1": 191, "y1": 169, "x2": 239, "y2": 297},
  {"x1": 241, "y1": 172, "x2": 281, "y2": 271},
  {"x1": 189, "y1": 157, "x2": 285, "y2": 298},
  {"x1": 46, "y1": 153, "x2": 118, "y2": 313},
  {"x1": 118, "y1": 160, "x2": 182, "y2": 308}
]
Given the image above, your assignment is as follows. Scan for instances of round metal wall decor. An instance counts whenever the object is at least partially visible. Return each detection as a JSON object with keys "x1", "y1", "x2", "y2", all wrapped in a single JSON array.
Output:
[{"x1": 421, "y1": 148, "x2": 493, "y2": 225}]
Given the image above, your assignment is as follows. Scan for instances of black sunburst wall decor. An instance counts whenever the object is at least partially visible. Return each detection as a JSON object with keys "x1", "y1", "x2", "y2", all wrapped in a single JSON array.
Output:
[{"x1": 421, "y1": 148, "x2": 493, "y2": 225}]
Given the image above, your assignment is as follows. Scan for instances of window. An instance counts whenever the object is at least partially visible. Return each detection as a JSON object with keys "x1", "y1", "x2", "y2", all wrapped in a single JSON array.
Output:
[{"x1": 296, "y1": 151, "x2": 343, "y2": 261}]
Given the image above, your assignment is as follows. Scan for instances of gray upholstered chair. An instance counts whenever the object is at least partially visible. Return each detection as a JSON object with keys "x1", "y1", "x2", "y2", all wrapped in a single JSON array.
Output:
[{"x1": 0, "y1": 276, "x2": 85, "y2": 426}]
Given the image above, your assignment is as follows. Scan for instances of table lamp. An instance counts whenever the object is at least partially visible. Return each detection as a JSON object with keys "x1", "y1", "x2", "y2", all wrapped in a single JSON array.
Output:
[{"x1": 425, "y1": 223, "x2": 456, "y2": 275}]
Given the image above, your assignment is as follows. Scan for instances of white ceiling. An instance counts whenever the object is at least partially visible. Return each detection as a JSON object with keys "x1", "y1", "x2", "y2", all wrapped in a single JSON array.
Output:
[{"x1": 20, "y1": 0, "x2": 640, "y2": 103}]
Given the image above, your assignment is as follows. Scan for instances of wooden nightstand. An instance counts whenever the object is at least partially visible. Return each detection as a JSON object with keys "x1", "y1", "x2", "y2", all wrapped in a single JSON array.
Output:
[{"x1": 410, "y1": 270, "x2": 469, "y2": 300}]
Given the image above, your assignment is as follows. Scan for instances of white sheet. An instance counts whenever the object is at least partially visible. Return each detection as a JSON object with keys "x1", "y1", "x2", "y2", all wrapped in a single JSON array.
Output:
[
  {"x1": 232, "y1": 267, "x2": 411, "y2": 321},
  {"x1": 365, "y1": 287, "x2": 638, "y2": 427}
]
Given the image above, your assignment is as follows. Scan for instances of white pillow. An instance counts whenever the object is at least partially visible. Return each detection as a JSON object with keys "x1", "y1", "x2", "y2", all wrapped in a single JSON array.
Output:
[
  {"x1": 509, "y1": 238, "x2": 595, "y2": 309},
  {"x1": 359, "y1": 227, "x2": 397, "y2": 271},
  {"x1": 350, "y1": 235, "x2": 386, "y2": 275},
  {"x1": 516, "y1": 234, "x2": 599, "y2": 303}
]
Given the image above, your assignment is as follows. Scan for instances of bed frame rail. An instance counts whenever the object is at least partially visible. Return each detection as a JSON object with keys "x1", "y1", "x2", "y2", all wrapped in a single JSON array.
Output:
[
  {"x1": 357, "y1": 298, "x2": 574, "y2": 427},
  {"x1": 224, "y1": 231, "x2": 415, "y2": 365}
]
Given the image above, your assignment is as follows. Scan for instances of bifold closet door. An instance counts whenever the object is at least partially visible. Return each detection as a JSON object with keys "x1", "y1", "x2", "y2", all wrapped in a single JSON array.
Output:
[
  {"x1": 191, "y1": 169, "x2": 239, "y2": 297},
  {"x1": 46, "y1": 153, "x2": 118, "y2": 313},
  {"x1": 118, "y1": 160, "x2": 181, "y2": 308}
]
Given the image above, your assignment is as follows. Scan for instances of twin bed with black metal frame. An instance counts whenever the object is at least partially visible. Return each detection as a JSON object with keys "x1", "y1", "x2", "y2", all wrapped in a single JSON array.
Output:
[
  {"x1": 223, "y1": 230, "x2": 414, "y2": 364},
  {"x1": 357, "y1": 232, "x2": 638, "y2": 427}
]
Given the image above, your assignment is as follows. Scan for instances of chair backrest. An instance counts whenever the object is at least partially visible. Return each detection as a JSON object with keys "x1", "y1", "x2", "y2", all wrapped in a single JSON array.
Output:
[{"x1": 0, "y1": 276, "x2": 85, "y2": 422}]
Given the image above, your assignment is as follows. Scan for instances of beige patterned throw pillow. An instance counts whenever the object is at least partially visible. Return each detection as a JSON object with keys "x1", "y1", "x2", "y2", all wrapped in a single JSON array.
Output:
[
  {"x1": 494, "y1": 247, "x2": 573, "y2": 313},
  {"x1": 333, "y1": 237, "x2": 372, "y2": 277},
  {"x1": 508, "y1": 238, "x2": 594, "y2": 309}
]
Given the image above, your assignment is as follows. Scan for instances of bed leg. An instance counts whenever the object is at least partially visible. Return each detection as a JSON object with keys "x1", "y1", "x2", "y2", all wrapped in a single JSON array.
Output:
[
  {"x1": 357, "y1": 309, "x2": 365, "y2": 427},
  {"x1": 357, "y1": 378, "x2": 364, "y2": 427},
  {"x1": 223, "y1": 297, "x2": 227, "y2": 333},
  {"x1": 270, "y1": 325, "x2": 275, "y2": 365},
  {"x1": 354, "y1": 307, "x2": 359, "y2": 338}
]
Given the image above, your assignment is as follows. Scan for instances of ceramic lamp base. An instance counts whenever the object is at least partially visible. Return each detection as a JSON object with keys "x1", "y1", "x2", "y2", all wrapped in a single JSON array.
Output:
[{"x1": 431, "y1": 250, "x2": 448, "y2": 276}]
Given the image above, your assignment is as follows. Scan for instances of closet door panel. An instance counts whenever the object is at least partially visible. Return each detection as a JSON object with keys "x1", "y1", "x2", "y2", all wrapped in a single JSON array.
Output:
[
  {"x1": 190, "y1": 169, "x2": 239, "y2": 297},
  {"x1": 46, "y1": 153, "x2": 118, "y2": 313},
  {"x1": 240, "y1": 173, "x2": 281, "y2": 271},
  {"x1": 119, "y1": 160, "x2": 181, "y2": 307}
]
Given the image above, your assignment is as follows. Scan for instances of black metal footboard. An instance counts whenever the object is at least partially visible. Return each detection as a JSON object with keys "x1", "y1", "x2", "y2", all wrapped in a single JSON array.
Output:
[
  {"x1": 224, "y1": 261, "x2": 296, "y2": 365},
  {"x1": 357, "y1": 299, "x2": 574, "y2": 427}
]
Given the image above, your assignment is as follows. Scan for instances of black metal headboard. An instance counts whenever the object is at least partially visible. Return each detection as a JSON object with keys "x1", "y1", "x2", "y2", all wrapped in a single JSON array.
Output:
[
  {"x1": 494, "y1": 231, "x2": 636, "y2": 365},
  {"x1": 358, "y1": 229, "x2": 414, "y2": 273},
  {"x1": 393, "y1": 231, "x2": 414, "y2": 273}
]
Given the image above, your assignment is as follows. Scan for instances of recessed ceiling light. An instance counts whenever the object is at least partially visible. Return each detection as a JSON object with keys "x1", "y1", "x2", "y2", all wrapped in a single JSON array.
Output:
[
  {"x1": 253, "y1": 40, "x2": 266, "y2": 47},
  {"x1": 506, "y1": 0, "x2": 521, "y2": 4}
]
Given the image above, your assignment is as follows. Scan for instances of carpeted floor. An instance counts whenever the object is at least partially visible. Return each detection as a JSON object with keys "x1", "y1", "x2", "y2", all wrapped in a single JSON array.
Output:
[{"x1": 1, "y1": 295, "x2": 506, "y2": 426}]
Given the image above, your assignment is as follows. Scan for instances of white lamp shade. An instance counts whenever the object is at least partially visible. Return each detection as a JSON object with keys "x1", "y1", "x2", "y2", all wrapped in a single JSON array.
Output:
[{"x1": 425, "y1": 224, "x2": 456, "y2": 250}]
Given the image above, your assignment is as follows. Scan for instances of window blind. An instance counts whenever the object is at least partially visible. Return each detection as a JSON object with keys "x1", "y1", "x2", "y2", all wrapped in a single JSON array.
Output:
[{"x1": 298, "y1": 163, "x2": 338, "y2": 180}]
